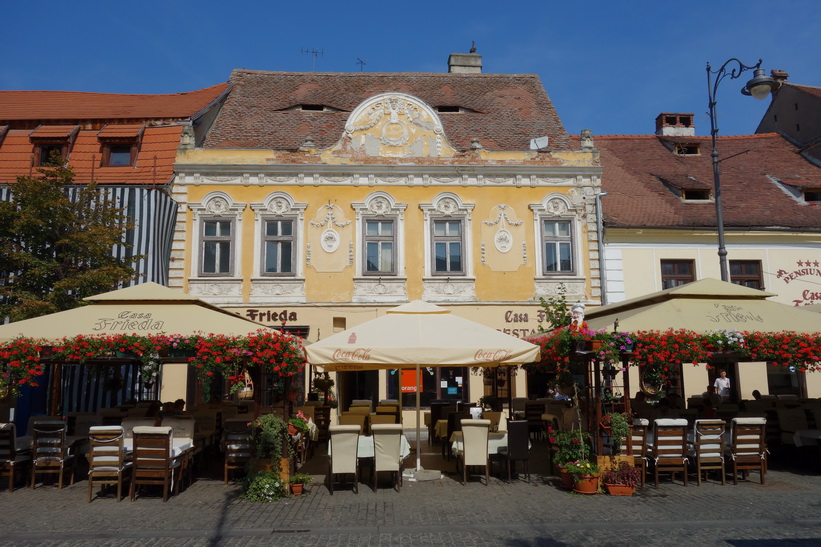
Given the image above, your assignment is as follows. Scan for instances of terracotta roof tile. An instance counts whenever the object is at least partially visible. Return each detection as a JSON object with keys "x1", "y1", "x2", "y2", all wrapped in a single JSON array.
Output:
[
  {"x1": 594, "y1": 133, "x2": 821, "y2": 230},
  {"x1": 97, "y1": 124, "x2": 145, "y2": 139},
  {"x1": 0, "y1": 83, "x2": 229, "y2": 123},
  {"x1": 204, "y1": 70, "x2": 569, "y2": 151},
  {"x1": 29, "y1": 125, "x2": 80, "y2": 139},
  {"x1": 0, "y1": 126, "x2": 182, "y2": 185}
]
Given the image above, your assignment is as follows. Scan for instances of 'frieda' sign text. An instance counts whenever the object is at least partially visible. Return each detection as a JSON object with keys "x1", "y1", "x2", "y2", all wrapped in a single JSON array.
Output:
[{"x1": 93, "y1": 311, "x2": 164, "y2": 331}]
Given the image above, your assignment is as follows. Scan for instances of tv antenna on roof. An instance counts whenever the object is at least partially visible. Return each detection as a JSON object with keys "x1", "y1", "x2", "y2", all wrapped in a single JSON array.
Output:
[
  {"x1": 301, "y1": 48, "x2": 323, "y2": 72},
  {"x1": 356, "y1": 58, "x2": 366, "y2": 72}
]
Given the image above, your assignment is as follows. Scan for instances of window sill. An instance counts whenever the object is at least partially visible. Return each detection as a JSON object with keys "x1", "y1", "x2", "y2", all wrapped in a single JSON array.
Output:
[
  {"x1": 250, "y1": 277, "x2": 306, "y2": 303},
  {"x1": 353, "y1": 277, "x2": 407, "y2": 302},
  {"x1": 422, "y1": 277, "x2": 476, "y2": 302},
  {"x1": 188, "y1": 278, "x2": 243, "y2": 304}
]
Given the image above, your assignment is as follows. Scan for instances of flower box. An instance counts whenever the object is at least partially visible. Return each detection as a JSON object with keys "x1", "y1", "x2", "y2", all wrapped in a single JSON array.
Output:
[{"x1": 604, "y1": 483, "x2": 635, "y2": 496}]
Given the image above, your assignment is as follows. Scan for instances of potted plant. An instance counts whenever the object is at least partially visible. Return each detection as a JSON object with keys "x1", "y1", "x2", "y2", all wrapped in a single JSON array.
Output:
[
  {"x1": 601, "y1": 461, "x2": 642, "y2": 496},
  {"x1": 564, "y1": 460, "x2": 601, "y2": 494},
  {"x1": 289, "y1": 472, "x2": 313, "y2": 495},
  {"x1": 548, "y1": 426, "x2": 592, "y2": 489},
  {"x1": 601, "y1": 412, "x2": 630, "y2": 455},
  {"x1": 288, "y1": 410, "x2": 309, "y2": 436},
  {"x1": 242, "y1": 471, "x2": 288, "y2": 502},
  {"x1": 249, "y1": 414, "x2": 291, "y2": 481},
  {"x1": 478, "y1": 394, "x2": 499, "y2": 411}
]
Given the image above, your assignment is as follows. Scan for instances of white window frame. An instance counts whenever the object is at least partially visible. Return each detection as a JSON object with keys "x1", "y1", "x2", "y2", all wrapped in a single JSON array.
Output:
[
  {"x1": 530, "y1": 194, "x2": 583, "y2": 278},
  {"x1": 352, "y1": 192, "x2": 406, "y2": 277},
  {"x1": 189, "y1": 192, "x2": 245, "y2": 279},
  {"x1": 250, "y1": 192, "x2": 307, "y2": 278}
]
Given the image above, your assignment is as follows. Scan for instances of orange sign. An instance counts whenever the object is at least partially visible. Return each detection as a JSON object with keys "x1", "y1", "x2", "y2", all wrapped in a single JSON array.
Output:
[{"x1": 401, "y1": 369, "x2": 422, "y2": 393}]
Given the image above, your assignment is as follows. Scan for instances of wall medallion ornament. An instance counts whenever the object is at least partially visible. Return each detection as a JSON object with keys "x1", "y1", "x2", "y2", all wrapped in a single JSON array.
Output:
[
  {"x1": 206, "y1": 197, "x2": 229, "y2": 215},
  {"x1": 267, "y1": 197, "x2": 291, "y2": 215},
  {"x1": 483, "y1": 205, "x2": 523, "y2": 254},
  {"x1": 321, "y1": 229, "x2": 340, "y2": 253}
]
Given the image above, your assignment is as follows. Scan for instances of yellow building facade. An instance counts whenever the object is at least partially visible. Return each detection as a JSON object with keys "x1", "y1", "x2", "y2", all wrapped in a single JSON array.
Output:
[{"x1": 171, "y1": 64, "x2": 602, "y2": 417}]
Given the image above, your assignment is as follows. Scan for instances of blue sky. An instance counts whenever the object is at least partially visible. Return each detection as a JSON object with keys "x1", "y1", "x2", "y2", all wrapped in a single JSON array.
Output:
[{"x1": 3, "y1": 1, "x2": 819, "y2": 138}]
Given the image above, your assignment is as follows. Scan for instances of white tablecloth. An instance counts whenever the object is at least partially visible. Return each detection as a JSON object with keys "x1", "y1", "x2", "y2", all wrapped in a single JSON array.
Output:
[
  {"x1": 328, "y1": 435, "x2": 411, "y2": 460},
  {"x1": 123, "y1": 439, "x2": 193, "y2": 458},
  {"x1": 450, "y1": 431, "x2": 518, "y2": 457}
]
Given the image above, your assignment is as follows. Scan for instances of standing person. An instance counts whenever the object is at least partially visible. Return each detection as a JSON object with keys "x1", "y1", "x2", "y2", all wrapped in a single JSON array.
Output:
[{"x1": 714, "y1": 369, "x2": 731, "y2": 401}]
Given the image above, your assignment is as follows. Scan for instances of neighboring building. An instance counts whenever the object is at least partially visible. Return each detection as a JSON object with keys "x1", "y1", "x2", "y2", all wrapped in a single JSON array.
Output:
[
  {"x1": 172, "y1": 52, "x2": 603, "y2": 410},
  {"x1": 0, "y1": 83, "x2": 229, "y2": 284},
  {"x1": 756, "y1": 70, "x2": 821, "y2": 167},
  {"x1": 595, "y1": 113, "x2": 821, "y2": 398}
]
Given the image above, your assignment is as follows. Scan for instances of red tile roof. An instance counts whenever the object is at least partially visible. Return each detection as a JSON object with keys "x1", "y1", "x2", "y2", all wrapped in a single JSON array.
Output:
[
  {"x1": 594, "y1": 133, "x2": 821, "y2": 230},
  {"x1": 97, "y1": 124, "x2": 145, "y2": 139},
  {"x1": 29, "y1": 125, "x2": 80, "y2": 139},
  {"x1": 0, "y1": 126, "x2": 183, "y2": 185},
  {"x1": 0, "y1": 83, "x2": 229, "y2": 124},
  {"x1": 204, "y1": 70, "x2": 569, "y2": 152}
]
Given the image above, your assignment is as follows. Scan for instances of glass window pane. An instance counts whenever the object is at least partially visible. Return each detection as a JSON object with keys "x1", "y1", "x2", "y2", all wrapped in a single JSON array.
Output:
[
  {"x1": 449, "y1": 242, "x2": 461, "y2": 272},
  {"x1": 559, "y1": 242, "x2": 572, "y2": 270},
  {"x1": 434, "y1": 221, "x2": 446, "y2": 237},
  {"x1": 265, "y1": 242, "x2": 278, "y2": 272},
  {"x1": 217, "y1": 221, "x2": 231, "y2": 236},
  {"x1": 435, "y1": 242, "x2": 447, "y2": 271},
  {"x1": 543, "y1": 220, "x2": 556, "y2": 237},
  {"x1": 266, "y1": 221, "x2": 278, "y2": 237},
  {"x1": 448, "y1": 221, "x2": 461, "y2": 236},
  {"x1": 381, "y1": 222, "x2": 393, "y2": 236},
  {"x1": 366, "y1": 221, "x2": 379, "y2": 236},
  {"x1": 217, "y1": 242, "x2": 231, "y2": 273},
  {"x1": 382, "y1": 242, "x2": 393, "y2": 271},
  {"x1": 204, "y1": 221, "x2": 217, "y2": 237},
  {"x1": 108, "y1": 146, "x2": 132, "y2": 166},
  {"x1": 366, "y1": 242, "x2": 379, "y2": 272},
  {"x1": 545, "y1": 243, "x2": 557, "y2": 272},
  {"x1": 203, "y1": 243, "x2": 217, "y2": 273},
  {"x1": 557, "y1": 221, "x2": 570, "y2": 237},
  {"x1": 281, "y1": 221, "x2": 292, "y2": 236},
  {"x1": 280, "y1": 242, "x2": 292, "y2": 273}
]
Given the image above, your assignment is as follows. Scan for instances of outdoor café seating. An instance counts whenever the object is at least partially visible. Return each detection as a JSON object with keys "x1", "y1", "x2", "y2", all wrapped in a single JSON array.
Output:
[
  {"x1": 30, "y1": 421, "x2": 76, "y2": 489},
  {"x1": 0, "y1": 423, "x2": 30, "y2": 492},
  {"x1": 338, "y1": 413, "x2": 366, "y2": 434},
  {"x1": 630, "y1": 418, "x2": 650, "y2": 486},
  {"x1": 371, "y1": 423, "x2": 403, "y2": 491},
  {"x1": 327, "y1": 424, "x2": 360, "y2": 494},
  {"x1": 498, "y1": 419, "x2": 530, "y2": 482},
  {"x1": 456, "y1": 419, "x2": 490, "y2": 485},
  {"x1": 727, "y1": 417, "x2": 767, "y2": 485},
  {"x1": 649, "y1": 418, "x2": 689, "y2": 487},
  {"x1": 87, "y1": 425, "x2": 131, "y2": 502},
  {"x1": 130, "y1": 426, "x2": 180, "y2": 502},
  {"x1": 689, "y1": 419, "x2": 726, "y2": 486},
  {"x1": 222, "y1": 419, "x2": 252, "y2": 484}
]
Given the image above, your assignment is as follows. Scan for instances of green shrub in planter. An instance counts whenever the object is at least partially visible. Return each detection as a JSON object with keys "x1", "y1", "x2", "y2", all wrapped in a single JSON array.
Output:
[{"x1": 242, "y1": 471, "x2": 288, "y2": 502}]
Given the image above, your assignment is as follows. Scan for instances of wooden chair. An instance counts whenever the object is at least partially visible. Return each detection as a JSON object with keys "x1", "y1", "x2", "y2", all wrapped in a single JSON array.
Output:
[
  {"x1": 222, "y1": 419, "x2": 252, "y2": 484},
  {"x1": 130, "y1": 426, "x2": 179, "y2": 502},
  {"x1": 690, "y1": 419, "x2": 726, "y2": 486},
  {"x1": 314, "y1": 406, "x2": 331, "y2": 443},
  {"x1": 525, "y1": 402, "x2": 547, "y2": 440},
  {"x1": 458, "y1": 419, "x2": 490, "y2": 485},
  {"x1": 369, "y1": 414, "x2": 396, "y2": 435},
  {"x1": 500, "y1": 419, "x2": 530, "y2": 482},
  {"x1": 339, "y1": 413, "x2": 366, "y2": 434},
  {"x1": 0, "y1": 423, "x2": 30, "y2": 492},
  {"x1": 728, "y1": 417, "x2": 767, "y2": 485},
  {"x1": 87, "y1": 426, "x2": 131, "y2": 502},
  {"x1": 30, "y1": 421, "x2": 75, "y2": 489},
  {"x1": 428, "y1": 402, "x2": 452, "y2": 445},
  {"x1": 650, "y1": 418, "x2": 688, "y2": 487},
  {"x1": 347, "y1": 406, "x2": 371, "y2": 416},
  {"x1": 327, "y1": 424, "x2": 360, "y2": 494},
  {"x1": 629, "y1": 418, "x2": 649, "y2": 486},
  {"x1": 161, "y1": 417, "x2": 196, "y2": 489},
  {"x1": 371, "y1": 424, "x2": 403, "y2": 492},
  {"x1": 483, "y1": 411, "x2": 503, "y2": 433},
  {"x1": 350, "y1": 400, "x2": 373, "y2": 412}
]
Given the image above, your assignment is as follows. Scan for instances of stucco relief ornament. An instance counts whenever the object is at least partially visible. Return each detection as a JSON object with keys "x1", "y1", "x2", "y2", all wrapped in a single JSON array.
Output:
[
  {"x1": 494, "y1": 230, "x2": 513, "y2": 253},
  {"x1": 368, "y1": 197, "x2": 391, "y2": 215},
  {"x1": 206, "y1": 197, "x2": 229, "y2": 215},
  {"x1": 267, "y1": 198, "x2": 291, "y2": 215},
  {"x1": 546, "y1": 198, "x2": 568, "y2": 216},
  {"x1": 381, "y1": 99, "x2": 410, "y2": 146},
  {"x1": 436, "y1": 197, "x2": 458, "y2": 215},
  {"x1": 321, "y1": 229, "x2": 340, "y2": 253},
  {"x1": 483, "y1": 205, "x2": 523, "y2": 254}
]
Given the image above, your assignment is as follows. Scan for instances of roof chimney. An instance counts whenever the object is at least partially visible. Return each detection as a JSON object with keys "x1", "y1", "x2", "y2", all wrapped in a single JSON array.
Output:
[
  {"x1": 655, "y1": 113, "x2": 695, "y2": 136},
  {"x1": 448, "y1": 44, "x2": 482, "y2": 74}
]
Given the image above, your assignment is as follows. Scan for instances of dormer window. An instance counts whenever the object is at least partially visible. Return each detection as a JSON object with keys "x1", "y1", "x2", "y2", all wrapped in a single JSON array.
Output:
[
  {"x1": 435, "y1": 105, "x2": 477, "y2": 114},
  {"x1": 657, "y1": 174, "x2": 711, "y2": 200},
  {"x1": 805, "y1": 190, "x2": 821, "y2": 203},
  {"x1": 682, "y1": 189, "x2": 710, "y2": 200},
  {"x1": 674, "y1": 143, "x2": 700, "y2": 155},
  {"x1": 97, "y1": 124, "x2": 143, "y2": 167},
  {"x1": 29, "y1": 125, "x2": 79, "y2": 166}
]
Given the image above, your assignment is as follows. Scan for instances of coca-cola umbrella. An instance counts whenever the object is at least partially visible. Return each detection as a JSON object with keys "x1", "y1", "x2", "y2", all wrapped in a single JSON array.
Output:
[{"x1": 305, "y1": 300, "x2": 539, "y2": 472}]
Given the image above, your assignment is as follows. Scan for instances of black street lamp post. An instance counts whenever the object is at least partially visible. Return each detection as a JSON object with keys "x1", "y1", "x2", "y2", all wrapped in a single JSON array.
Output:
[{"x1": 707, "y1": 58, "x2": 777, "y2": 281}]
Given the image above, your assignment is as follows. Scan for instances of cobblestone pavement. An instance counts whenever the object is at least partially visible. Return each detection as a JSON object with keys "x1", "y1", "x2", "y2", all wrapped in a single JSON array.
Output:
[{"x1": 2, "y1": 447, "x2": 820, "y2": 546}]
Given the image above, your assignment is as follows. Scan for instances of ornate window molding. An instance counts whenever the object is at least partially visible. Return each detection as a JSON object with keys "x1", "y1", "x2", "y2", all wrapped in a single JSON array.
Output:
[
  {"x1": 530, "y1": 193, "x2": 586, "y2": 299},
  {"x1": 420, "y1": 192, "x2": 475, "y2": 302},
  {"x1": 249, "y1": 192, "x2": 307, "y2": 304},
  {"x1": 188, "y1": 192, "x2": 246, "y2": 304},
  {"x1": 351, "y1": 192, "x2": 407, "y2": 302}
]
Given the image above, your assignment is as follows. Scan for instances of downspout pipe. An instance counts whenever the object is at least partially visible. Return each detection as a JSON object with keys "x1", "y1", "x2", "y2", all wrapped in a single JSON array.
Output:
[{"x1": 595, "y1": 192, "x2": 608, "y2": 306}]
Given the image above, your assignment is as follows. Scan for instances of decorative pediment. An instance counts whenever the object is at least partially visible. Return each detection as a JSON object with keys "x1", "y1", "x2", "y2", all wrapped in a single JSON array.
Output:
[{"x1": 342, "y1": 93, "x2": 457, "y2": 158}]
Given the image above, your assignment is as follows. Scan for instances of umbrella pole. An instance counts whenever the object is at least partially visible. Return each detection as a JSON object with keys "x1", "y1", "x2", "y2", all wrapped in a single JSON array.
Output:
[{"x1": 416, "y1": 362, "x2": 422, "y2": 471}]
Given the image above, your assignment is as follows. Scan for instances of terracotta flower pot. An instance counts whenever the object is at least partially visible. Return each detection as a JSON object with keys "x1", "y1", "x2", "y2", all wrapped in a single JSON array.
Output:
[
  {"x1": 604, "y1": 483, "x2": 635, "y2": 496},
  {"x1": 288, "y1": 424, "x2": 298, "y2": 436},
  {"x1": 560, "y1": 470, "x2": 574, "y2": 490},
  {"x1": 572, "y1": 474, "x2": 599, "y2": 495},
  {"x1": 290, "y1": 483, "x2": 303, "y2": 496}
]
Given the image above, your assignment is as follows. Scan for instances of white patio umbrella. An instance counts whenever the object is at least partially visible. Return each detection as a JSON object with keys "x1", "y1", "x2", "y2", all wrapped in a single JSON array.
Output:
[{"x1": 305, "y1": 300, "x2": 540, "y2": 472}]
